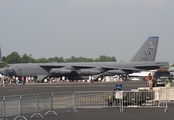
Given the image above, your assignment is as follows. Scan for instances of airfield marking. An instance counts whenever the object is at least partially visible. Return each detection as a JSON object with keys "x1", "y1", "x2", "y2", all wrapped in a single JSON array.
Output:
[
  {"x1": 2, "y1": 84, "x2": 145, "y2": 89},
  {"x1": 8, "y1": 88, "x2": 31, "y2": 90}
]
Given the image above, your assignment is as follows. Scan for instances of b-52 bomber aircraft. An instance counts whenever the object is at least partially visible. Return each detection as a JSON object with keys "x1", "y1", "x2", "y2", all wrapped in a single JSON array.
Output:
[{"x1": 0, "y1": 36, "x2": 169, "y2": 81}]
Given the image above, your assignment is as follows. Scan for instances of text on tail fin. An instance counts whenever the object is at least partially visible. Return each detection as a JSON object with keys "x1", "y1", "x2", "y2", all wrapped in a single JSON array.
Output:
[{"x1": 130, "y1": 36, "x2": 159, "y2": 62}]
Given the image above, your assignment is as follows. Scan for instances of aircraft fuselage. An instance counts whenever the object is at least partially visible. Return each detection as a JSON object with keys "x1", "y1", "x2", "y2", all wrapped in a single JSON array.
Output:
[{"x1": 1, "y1": 61, "x2": 168, "y2": 80}]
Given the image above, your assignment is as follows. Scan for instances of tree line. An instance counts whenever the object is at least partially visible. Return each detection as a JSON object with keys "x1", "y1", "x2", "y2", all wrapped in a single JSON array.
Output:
[{"x1": 0, "y1": 52, "x2": 117, "y2": 67}]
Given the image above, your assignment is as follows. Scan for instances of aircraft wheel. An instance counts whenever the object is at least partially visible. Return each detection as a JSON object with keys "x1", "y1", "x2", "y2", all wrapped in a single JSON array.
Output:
[{"x1": 44, "y1": 79, "x2": 47, "y2": 83}]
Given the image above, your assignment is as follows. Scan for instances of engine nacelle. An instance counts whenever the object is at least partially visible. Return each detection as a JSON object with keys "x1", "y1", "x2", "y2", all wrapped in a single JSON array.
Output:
[
  {"x1": 103, "y1": 70, "x2": 126, "y2": 76},
  {"x1": 79, "y1": 69, "x2": 101, "y2": 75},
  {"x1": 50, "y1": 68, "x2": 71, "y2": 74}
]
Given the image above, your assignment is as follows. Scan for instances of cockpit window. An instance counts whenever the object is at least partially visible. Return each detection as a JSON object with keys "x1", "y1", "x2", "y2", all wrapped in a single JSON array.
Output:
[
  {"x1": 5, "y1": 65, "x2": 10, "y2": 68},
  {"x1": 5, "y1": 65, "x2": 14, "y2": 70}
]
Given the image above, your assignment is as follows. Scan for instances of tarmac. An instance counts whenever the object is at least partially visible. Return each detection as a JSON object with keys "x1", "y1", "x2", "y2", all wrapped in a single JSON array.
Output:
[{"x1": 0, "y1": 81, "x2": 174, "y2": 120}]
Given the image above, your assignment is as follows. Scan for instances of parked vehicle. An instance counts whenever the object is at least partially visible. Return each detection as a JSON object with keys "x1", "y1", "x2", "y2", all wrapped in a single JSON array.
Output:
[{"x1": 152, "y1": 71, "x2": 173, "y2": 87}]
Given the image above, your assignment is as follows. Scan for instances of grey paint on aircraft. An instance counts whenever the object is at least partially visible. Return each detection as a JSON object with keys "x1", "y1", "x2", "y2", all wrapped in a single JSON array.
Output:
[{"x1": 0, "y1": 37, "x2": 169, "y2": 81}]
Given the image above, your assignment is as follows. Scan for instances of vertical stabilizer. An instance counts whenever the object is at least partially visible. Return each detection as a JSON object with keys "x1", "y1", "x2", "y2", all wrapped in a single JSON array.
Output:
[
  {"x1": 130, "y1": 36, "x2": 159, "y2": 62},
  {"x1": 0, "y1": 46, "x2": 2, "y2": 63}
]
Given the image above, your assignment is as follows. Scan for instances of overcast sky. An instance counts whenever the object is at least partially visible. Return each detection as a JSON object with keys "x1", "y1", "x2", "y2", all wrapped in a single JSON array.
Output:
[{"x1": 0, "y1": 0, "x2": 174, "y2": 64}]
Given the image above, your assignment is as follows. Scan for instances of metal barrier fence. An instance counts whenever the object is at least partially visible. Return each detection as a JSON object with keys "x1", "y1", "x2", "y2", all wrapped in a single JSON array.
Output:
[
  {"x1": 73, "y1": 91, "x2": 122, "y2": 108},
  {"x1": 122, "y1": 90, "x2": 167, "y2": 112},
  {"x1": 0, "y1": 91, "x2": 74, "y2": 120},
  {"x1": 73, "y1": 90, "x2": 168, "y2": 112},
  {"x1": 0, "y1": 97, "x2": 3, "y2": 119},
  {"x1": 0, "y1": 90, "x2": 169, "y2": 119},
  {"x1": 51, "y1": 92, "x2": 74, "y2": 113},
  {"x1": 158, "y1": 87, "x2": 174, "y2": 102}
]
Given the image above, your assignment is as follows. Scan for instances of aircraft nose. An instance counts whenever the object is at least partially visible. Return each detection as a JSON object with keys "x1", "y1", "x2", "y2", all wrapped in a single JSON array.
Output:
[
  {"x1": 6, "y1": 69, "x2": 16, "y2": 78},
  {"x1": 0, "y1": 68, "x2": 7, "y2": 75}
]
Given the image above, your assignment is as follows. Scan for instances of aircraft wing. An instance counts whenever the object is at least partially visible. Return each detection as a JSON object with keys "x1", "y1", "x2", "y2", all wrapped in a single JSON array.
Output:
[
  {"x1": 38, "y1": 63, "x2": 164, "y2": 75},
  {"x1": 39, "y1": 64, "x2": 95, "y2": 69},
  {"x1": 39, "y1": 64, "x2": 122, "y2": 75},
  {"x1": 39, "y1": 64, "x2": 146, "y2": 73},
  {"x1": 39, "y1": 64, "x2": 119, "y2": 71}
]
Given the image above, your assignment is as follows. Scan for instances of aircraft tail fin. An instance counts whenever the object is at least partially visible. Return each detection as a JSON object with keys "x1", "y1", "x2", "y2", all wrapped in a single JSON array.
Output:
[
  {"x1": 130, "y1": 36, "x2": 159, "y2": 62},
  {"x1": 0, "y1": 46, "x2": 2, "y2": 63}
]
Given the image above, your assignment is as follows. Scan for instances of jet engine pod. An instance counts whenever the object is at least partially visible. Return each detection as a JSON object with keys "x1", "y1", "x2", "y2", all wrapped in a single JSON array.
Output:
[
  {"x1": 103, "y1": 70, "x2": 126, "y2": 76},
  {"x1": 79, "y1": 69, "x2": 101, "y2": 75},
  {"x1": 107, "y1": 70, "x2": 126, "y2": 74},
  {"x1": 50, "y1": 68, "x2": 71, "y2": 74}
]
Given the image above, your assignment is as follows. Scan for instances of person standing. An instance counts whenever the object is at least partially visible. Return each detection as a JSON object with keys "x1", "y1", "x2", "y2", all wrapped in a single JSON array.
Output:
[
  {"x1": 146, "y1": 73, "x2": 153, "y2": 89},
  {"x1": 21, "y1": 76, "x2": 25, "y2": 85},
  {"x1": 28, "y1": 76, "x2": 31, "y2": 83},
  {"x1": 31, "y1": 76, "x2": 34, "y2": 83},
  {"x1": 89, "y1": 75, "x2": 93, "y2": 83},
  {"x1": 2, "y1": 76, "x2": 5, "y2": 87},
  {"x1": 62, "y1": 76, "x2": 65, "y2": 82},
  {"x1": 13, "y1": 76, "x2": 16, "y2": 85},
  {"x1": 15, "y1": 76, "x2": 19, "y2": 85},
  {"x1": 103, "y1": 75, "x2": 106, "y2": 82}
]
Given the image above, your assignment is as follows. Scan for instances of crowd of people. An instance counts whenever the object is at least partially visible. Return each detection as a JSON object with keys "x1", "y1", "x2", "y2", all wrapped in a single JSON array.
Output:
[
  {"x1": 0, "y1": 75, "x2": 38, "y2": 87},
  {"x1": 0, "y1": 73, "x2": 154, "y2": 87}
]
